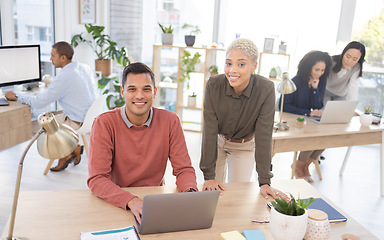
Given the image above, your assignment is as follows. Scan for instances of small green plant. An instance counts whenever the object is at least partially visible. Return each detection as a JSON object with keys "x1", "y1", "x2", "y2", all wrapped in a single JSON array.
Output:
[
  {"x1": 209, "y1": 65, "x2": 219, "y2": 74},
  {"x1": 297, "y1": 117, "x2": 305, "y2": 122},
  {"x1": 158, "y1": 22, "x2": 174, "y2": 33},
  {"x1": 189, "y1": 92, "x2": 197, "y2": 97},
  {"x1": 180, "y1": 50, "x2": 202, "y2": 87},
  {"x1": 271, "y1": 194, "x2": 315, "y2": 216},
  {"x1": 280, "y1": 41, "x2": 286, "y2": 45},
  {"x1": 364, "y1": 106, "x2": 373, "y2": 114},
  {"x1": 182, "y1": 23, "x2": 201, "y2": 36}
]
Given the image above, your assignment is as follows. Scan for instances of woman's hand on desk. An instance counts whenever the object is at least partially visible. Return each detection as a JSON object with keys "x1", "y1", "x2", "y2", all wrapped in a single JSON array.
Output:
[
  {"x1": 202, "y1": 179, "x2": 225, "y2": 193},
  {"x1": 310, "y1": 109, "x2": 322, "y2": 117},
  {"x1": 127, "y1": 197, "x2": 143, "y2": 224},
  {"x1": 260, "y1": 184, "x2": 290, "y2": 201}
]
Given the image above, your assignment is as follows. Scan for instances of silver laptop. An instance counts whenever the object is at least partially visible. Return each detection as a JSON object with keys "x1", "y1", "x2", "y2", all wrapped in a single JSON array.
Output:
[
  {"x1": 306, "y1": 100, "x2": 358, "y2": 124},
  {"x1": 136, "y1": 190, "x2": 220, "y2": 235}
]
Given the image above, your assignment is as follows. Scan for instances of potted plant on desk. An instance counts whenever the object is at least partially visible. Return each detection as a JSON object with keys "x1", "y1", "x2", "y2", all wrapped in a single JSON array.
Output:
[
  {"x1": 270, "y1": 195, "x2": 315, "y2": 240},
  {"x1": 360, "y1": 106, "x2": 374, "y2": 127}
]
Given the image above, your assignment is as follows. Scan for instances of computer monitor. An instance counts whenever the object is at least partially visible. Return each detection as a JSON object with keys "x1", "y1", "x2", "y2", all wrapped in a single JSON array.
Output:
[{"x1": 0, "y1": 45, "x2": 42, "y2": 89}]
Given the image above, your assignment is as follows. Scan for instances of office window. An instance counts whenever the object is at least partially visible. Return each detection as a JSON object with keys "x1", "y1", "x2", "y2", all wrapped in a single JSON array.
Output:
[
  {"x1": 14, "y1": 0, "x2": 55, "y2": 76},
  {"x1": 352, "y1": 0, "x2": 384, "y2": 114}
]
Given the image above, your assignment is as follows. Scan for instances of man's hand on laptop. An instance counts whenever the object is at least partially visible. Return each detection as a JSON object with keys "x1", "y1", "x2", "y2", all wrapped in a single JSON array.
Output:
[
  {"x1": 5, "y1": 91, "x2": 17, "y2": 101},
  {"x1": 310, "y1": 109, "x2": 322, "y2": 117},
  {"x1": 127, "y1": 197, "x2": 143, "y2": 224},
  {"x1": 202, "y1": 179, "x2": 225, "y2": 193}
]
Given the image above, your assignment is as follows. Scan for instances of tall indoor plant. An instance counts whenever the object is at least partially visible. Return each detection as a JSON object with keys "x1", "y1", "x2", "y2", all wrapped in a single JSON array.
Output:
[{"x1": 71, "y1": 24, "x2": 130, "y2": 76}]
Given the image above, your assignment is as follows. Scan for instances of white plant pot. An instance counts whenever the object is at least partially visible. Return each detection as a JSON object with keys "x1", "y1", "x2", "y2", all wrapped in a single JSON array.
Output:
[
  {"x1": 278, "y1": 44, "x2": 287, "y2": 54},
  {"x1": 161, "y1": 33, "x2": 173, "y2": 45},
  {"x1": 360, "y1": 114, "x2": 373, "y2": 127},
  {"x1": 270, "y1": 207, "x2": 308, "y2": 240},
  {"x1": 187, "y1": 96, "x2": 196, "y2": 107}
]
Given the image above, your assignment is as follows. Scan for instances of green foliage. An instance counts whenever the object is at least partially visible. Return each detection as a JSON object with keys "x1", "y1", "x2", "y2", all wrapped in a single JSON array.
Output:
[
  {"x1": 280, "y1": 41, "x2": 286, "y2": 45},
  {"x1": 98, "y1": 76, "x2": 125, "y2": 110},
  {"x1": 209, "y1": 65, "x2": 219, "y2": 73},
  {"x1": 180, "y1": 50, "x2": 202, "y2": 88},
  {"x1": 271, "y1": 195, "x2": 315, "y2": 216},
  {"x1": 71, "y1": 23, "x2": 130, "y2": 66},
  {"x1": 189, "y1": 92, "x2": 197, "y2": 97},
  {"x1": 182, "y1": 23, "x2": 201, "y2": 35},
  {"x1": 158, "y1": 22, "x2": 174, "y2": 33},
  {"x1": 72, "y1": 24, "x2": 130, "y2": 109},
  {"x1": 297, "y1": 117, "x2": 305, "y2": 122},
  {"x1": 355, "y1": 9, "x2": 384, "y2": 67},
  {"x1": 364, "y1": 106, "x2": 373, "y2": 114}
]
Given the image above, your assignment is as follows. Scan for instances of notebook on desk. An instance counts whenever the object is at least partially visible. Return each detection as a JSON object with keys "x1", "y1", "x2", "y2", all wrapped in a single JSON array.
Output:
[
  {"x1": 0, "y1": 97, "x2": 9, "y2": 106},
  {"x1": 307, "y1": 198, "x2": 347, "y2": 223},
  {"x1": 305, "y1": 100, "x2": 357, "y2": 124},
  {"x1": 136, "y1": 190, "x2": 220, "y2": 235}
]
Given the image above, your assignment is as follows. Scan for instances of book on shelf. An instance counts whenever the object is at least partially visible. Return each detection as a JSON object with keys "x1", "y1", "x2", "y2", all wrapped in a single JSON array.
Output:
[{"x1": 307, "y1": 198, "x2": 347, "y2": 223}]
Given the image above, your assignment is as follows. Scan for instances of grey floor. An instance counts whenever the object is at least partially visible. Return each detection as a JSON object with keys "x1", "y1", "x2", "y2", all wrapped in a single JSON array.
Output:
[{"x1": 0, "y1": 131, "x2": 383, "y2": 239}]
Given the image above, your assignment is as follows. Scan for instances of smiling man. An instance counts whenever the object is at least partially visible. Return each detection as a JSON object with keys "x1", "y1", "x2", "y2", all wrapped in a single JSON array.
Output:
[{"x1": 87, "y1": 62, "x2": 197, "y2": 224}]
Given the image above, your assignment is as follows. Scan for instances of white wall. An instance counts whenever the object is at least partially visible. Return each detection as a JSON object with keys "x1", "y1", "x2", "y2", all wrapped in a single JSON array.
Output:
[{"x1": 54, "y1": 0, "x2": 110, "y2": 71}]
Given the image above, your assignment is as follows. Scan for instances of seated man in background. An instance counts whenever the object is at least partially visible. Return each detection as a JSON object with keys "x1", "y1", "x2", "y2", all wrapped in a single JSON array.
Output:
[
  {"x1": 87, "y1": 62, "x2": 197, "y2": 224},
  {"x1": 5, "y1": 41, "x2": 97, "y2": 171}
]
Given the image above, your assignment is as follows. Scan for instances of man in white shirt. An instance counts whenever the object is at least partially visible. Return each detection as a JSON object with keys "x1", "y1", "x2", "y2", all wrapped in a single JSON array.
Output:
[{"x1": 6, "y1": 41, "x2": 97, "y2": 171}]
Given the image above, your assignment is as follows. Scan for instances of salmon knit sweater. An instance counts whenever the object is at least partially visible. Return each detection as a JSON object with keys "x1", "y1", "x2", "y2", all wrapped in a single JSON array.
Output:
[{"x1": 87, "y1": 107, "x2": 197, "y2": 209}]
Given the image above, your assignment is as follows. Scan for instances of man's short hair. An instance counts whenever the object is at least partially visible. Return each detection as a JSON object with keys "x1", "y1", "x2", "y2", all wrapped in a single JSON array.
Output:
[
  {"x1": 52, "y1": 41, "x2": 74, "y2": 60},
  {"x1": 226, "y1": 38, "x2": 259, "y2": 63},
  {"x1": 122, "y1": 62, "x2": 156, "y2": 88}
]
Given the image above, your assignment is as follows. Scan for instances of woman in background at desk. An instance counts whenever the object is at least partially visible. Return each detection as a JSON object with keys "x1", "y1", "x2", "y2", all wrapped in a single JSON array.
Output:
[
  {"x1": 324, "y1": 41, "x2": 366, "y2": 104},
  {"x1": 280, "y1": 50, "x2": 332, "y2": 182}
]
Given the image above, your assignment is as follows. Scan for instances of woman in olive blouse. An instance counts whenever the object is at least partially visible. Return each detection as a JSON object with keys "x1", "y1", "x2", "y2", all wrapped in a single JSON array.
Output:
[{"x1": 200, "y1": 38, "x2": 288, "y2": 201}]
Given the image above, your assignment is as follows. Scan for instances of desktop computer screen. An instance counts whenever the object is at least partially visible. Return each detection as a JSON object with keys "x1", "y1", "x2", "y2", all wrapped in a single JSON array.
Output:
[{"x1": 0, "y1": 45, "x2": 41, "y2": 88}]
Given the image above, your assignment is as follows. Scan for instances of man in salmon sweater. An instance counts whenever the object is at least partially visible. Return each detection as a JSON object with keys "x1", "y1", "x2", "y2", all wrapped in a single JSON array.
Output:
[{"x1": 87, "y1": 62, "x2": 197, "y2": 224}]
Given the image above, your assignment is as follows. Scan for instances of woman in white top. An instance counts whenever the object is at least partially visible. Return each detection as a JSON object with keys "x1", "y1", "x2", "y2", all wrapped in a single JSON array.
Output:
[{"x1": 324, "y1": 41, "x2": 366, "y2": 103}]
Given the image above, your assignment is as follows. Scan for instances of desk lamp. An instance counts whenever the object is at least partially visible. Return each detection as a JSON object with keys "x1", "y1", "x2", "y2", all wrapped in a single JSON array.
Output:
[
  {"x1": 5, "y1": 112, "x2": 79, "y2": 240},
  {"x1": 275, "y1": 72, "x2": 297, "y2": 131}
]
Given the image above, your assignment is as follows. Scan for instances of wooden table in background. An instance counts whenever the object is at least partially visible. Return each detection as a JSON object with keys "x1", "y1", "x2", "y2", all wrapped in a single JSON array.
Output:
[
  {"x1": 2, "y1": 180, "x2": 377, "y2": 240},
  {"x1": 272, "y1": 112, "x2": 384, "y2": 195}
]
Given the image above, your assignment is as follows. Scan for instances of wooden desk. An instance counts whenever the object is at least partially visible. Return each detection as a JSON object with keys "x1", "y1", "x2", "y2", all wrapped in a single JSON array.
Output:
[
  {"x1": 272, "y1": 112, "x2": 384, "y2": 195},
  {"x1": 2, "y1": 180, "x2": 377, "y2": 239},
  {"x1": 0, "y1": 101, "x2": 31, "y2": 150}
]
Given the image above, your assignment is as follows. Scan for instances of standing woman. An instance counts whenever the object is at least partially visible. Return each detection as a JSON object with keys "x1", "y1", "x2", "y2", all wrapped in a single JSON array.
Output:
[
  {"x1": 200, "y1": 38, "x2": 289, "y2": 201},
  {"x1": 324, "y1": 41, "x2": 366, "y2": 103},
  {"x1": 280, "y1": 51, "x2": 332, "y2": 182}
]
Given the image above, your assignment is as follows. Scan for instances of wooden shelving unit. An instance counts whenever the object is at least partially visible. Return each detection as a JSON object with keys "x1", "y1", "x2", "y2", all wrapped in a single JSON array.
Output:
[
  {"x1": 257, "y1": 52, "x2": 290, "y2": 80},
  {"x1": 152, "y1": 44, "x2": 225, "y2": 132}
]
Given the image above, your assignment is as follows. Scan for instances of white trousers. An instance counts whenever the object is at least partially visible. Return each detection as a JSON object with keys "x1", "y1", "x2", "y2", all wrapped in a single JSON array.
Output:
[{"x1": 215, "y1": 134, "x2": 255, "y2": 183}]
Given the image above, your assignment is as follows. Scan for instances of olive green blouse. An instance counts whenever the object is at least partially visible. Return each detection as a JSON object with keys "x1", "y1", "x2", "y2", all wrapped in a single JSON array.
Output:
[{"x1": 199, "y1": 74, "x2": 275, "y2": 186}]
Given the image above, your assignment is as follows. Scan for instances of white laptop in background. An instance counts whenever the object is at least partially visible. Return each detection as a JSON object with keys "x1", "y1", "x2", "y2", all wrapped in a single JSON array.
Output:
[
  {"x1": 136, "y1": 190, "x2": 220, "y2": 235},
  {"x1": 306, "y1": 100, "x2": 358, "y2": 124}
]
